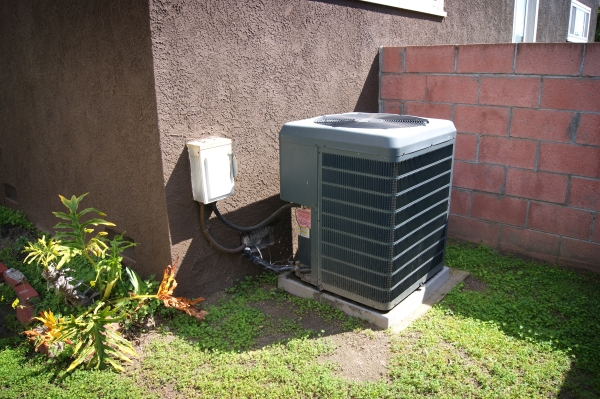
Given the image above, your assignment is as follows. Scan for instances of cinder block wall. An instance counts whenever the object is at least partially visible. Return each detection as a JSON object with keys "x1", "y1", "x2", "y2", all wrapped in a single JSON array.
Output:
[{"x1": 380, "y1": 43, "x2": 600, "y2": 271}]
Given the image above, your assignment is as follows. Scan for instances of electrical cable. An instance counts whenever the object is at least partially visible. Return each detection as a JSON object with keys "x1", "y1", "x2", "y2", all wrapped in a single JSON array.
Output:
[
  {"x1": 200, "y1": 201, "x2": 310, "y2": 273},
  {"x1": 243, "y1": 247, "x2": 309, "y2": 274},
  {"x1": 211, "y1": 201, "x2": 299, "y2": 233},
  {"x1": 199, "y1": 202, "x2": 246, "y2": 254}
]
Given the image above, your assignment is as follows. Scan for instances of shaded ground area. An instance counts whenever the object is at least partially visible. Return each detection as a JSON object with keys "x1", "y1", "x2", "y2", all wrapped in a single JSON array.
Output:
[
  {"x1": 2, "y1": 224, "x2": 599, "y2": 398},
  {"x1": 462, "y1": 275, "x2": 487, "y2": 292},
  {"x1": 0, "y1": 303, "x2": 19, "y2": 340},
  {"x1": 126, "y1": 269, "x2": 490, "y2": 387},
  {"x1": 0, "y1": 224, "x2": 36, "y2": 341}
]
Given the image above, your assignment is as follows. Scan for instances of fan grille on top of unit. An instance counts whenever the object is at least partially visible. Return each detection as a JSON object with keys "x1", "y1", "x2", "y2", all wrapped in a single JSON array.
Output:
[
  {"x1": 314, "y1": 117, "x2": 356, "y2": 126},
  {"x1": 314, "y1": 114, "x2": 429, "y2": 129}
]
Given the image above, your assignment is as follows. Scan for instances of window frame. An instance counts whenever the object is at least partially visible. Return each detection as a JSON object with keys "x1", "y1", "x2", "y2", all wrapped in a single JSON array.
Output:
[
  {"x1": 567, "y1": 0, "x2": 591, "y2": 43},
  {"x1": 512, "y1": 0, "x2": 539, "y2": 43},
  {"x1": 359, "y1": 0, "x2": 447, "y2": 18}
]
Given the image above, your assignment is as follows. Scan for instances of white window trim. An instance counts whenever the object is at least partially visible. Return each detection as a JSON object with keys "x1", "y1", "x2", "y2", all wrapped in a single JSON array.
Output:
[
  {"x1": 360, "y1": 0, "x2": 447, "y2": 18},
  {"x1": 512, "y1": 0, "x2": 539, "y2": 43},
  {"x1": 567, "y1": 0, "x2": 591, "y2": 43}
]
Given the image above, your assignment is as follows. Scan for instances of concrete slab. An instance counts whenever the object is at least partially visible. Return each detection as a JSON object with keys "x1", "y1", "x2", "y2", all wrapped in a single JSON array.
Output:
[
  {"x1": 278, "y1": 266, "x2": 469, "y2": 330},
  {"x1": 390, "y1": 267, "x2": 470, "y2": 333}
]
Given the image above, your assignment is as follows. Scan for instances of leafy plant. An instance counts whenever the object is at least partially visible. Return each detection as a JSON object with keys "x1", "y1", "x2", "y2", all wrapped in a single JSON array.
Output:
[
  {"x1": 0, "y1": 283, "x2": 16, "y2": 305},
  {"x1": 23, "y1": 235, "x2": 72, "y2": 270},
  {"x1": 51, "y1": 193, "x2": 132, "y2": 298},
  {"x1": 22, "y1": 194, "x2": 135, "y2": 306},
  {"x1": 17, "y1": 194, "x2": 209, "y2": 372},
  {"x1": 0, "y1": 205, "x2": 35, "y2": 231},
  {"x1": 25, "y1": 261, "x2": 207, "y2": 372},
  {"x1": 56, "y1": 304, "x2": 136, "y2": 372},
  {"x1": 52, "y1": 194, "x2": 113, "y2": 255}
]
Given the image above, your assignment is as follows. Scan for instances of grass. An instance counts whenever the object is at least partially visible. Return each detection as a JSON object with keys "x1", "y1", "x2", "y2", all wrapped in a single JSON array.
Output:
[
  {"x1": 0, "y1": 344, "x2": 152, "y2": 399},
  {"x1": 160, "y1": 273, "x2": 364, "y2": 352},
  {"x1": 1, "y1": 203, "x2": 599, "y2": 398},
  {"x1": 132, "y1": 247, "x2": 599, "y2": 399}
]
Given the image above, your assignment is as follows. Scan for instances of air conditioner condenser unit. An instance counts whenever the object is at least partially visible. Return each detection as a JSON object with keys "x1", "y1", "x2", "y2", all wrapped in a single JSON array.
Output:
[{"x1": 279, "y1": 112, "x2": 456, "y2": 311}]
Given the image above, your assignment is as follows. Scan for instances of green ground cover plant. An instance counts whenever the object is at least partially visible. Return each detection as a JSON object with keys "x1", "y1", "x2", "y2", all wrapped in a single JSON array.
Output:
[
  {"x1": 133, "y1": 252, "x2": 599, "y2": 398},
  {"x1": 1, "y1": 202, "x2": 599, "y2": 398},
  {"x1": 0, "y1": 205, "x2": 35, "y2": 232}
]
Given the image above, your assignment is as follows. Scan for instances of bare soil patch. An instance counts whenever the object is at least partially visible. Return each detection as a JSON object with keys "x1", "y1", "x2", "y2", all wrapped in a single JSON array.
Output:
[
  {"x1": 251, "y1": 298, "x2": 349, "y2": 348},
  {"x1": 319, "y1": 329, "x2": 390, "y2": 382},
  {"x1": 126, "y1": 328, "x2": 181, "y2": 399},
  {"x1": 463, "y1": 275, "x2": 487, "y2": 292}
]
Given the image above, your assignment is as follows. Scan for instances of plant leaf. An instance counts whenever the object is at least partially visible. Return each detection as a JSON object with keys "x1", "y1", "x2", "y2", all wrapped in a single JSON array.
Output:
[
  {"x1": 52, "y1": 211, "x2": 74, "y2": 221},
  {"x1": 125, "y1": 267, "x2": 144, "y2": 295},
  {"x1": 78, "y1": 207, "x2": 105, "y2": 217},
  {"x1": 101, "y1": 278, "x2": 119, "y2": 301},
  {"x1": 81, "y1": 218, "x2": 116, "y2": 228}
]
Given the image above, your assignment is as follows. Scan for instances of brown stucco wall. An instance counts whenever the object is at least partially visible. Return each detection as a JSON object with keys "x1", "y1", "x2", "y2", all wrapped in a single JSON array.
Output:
[
  {"x1": 149, "y1": 0, "x2": 522, "y2": 297},
  {"x1": 3, "y1": 0, "x2": 593, "y2": 300},
  {"x1": 0, "y1": 1, "x2": 172, "y2": 278},
  {"x1": 537, "y1": 0, "x2": 598, "y2": 43}
]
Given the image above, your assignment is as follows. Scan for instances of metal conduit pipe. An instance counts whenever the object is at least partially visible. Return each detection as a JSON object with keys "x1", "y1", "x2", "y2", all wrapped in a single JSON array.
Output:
[
  {"x1": 199, "y1": 202, "x2": 246, "y2": 254},
  {"x1": 200, "y1": 201, "x2": 310, "y2": 274},
  {"x1": 211, "y1": 202, "x2": 299, "y2": 233}
]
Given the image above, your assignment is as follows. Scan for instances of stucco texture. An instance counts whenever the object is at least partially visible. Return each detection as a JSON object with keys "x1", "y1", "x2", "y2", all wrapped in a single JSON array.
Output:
[
  {"x1": 537, "y1": 0, "x2": 599, "y2": 43},
  {"x1": 0, "y1": 1, "x2": 172, "y2": 278},
  {"x1": 3, "y1": 0, "x2": 590, "y2": 299},
  {"x1": 149, "y1": 0, "x2": 520, "y2": 297}
]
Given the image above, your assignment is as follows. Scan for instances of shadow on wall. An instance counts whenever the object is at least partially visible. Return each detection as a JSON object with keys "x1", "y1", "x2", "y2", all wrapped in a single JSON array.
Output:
[
  {"x1": 164, "y1": 147, "x2": 294, "y2": 298},
  {"x1": 354, "y1": 53, "x2": 380, "y2": 113}
]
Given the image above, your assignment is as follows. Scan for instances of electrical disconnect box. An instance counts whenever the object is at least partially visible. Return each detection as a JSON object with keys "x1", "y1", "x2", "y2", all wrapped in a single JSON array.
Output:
[
  {"x1": 279, "y1": 112, "x2": 456, "y2": 310},
  {"x1": 187, "y1": 138, "x2": 236, "y2": 204}
]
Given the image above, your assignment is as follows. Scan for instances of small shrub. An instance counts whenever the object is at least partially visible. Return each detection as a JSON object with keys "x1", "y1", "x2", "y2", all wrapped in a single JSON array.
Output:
[{"x1": 21, "y1": 194, "x2": 207, "y2": 372}]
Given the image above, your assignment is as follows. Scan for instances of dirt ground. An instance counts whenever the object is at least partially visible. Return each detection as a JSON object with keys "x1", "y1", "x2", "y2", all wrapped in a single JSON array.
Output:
[
  {"x1": 0, "y1": 224, "x2": 480, "y2": 384},
  {"x1": 249, "y1": 298, "x2": 390, "y2": 382},
  {"x1": 462, "y1": 275, "x2": 487, "y2": 292},
  {"x1": 318, "y1": 329, "x2": 390, "y2": 382}
]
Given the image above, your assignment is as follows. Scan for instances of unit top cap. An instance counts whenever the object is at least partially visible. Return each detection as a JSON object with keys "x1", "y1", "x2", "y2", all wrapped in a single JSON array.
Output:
[
  {"x1": 279, "y1": 112, "x2": 456, "y2": 158},
  {"x1": 187, "y1": 137, "x2": 232, "y2": 151}
]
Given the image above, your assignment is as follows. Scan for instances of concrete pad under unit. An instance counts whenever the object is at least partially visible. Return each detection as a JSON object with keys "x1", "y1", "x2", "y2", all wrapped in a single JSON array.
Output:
[{"x1": 278, "y1": 266, "x2": 469, "y2": 330}]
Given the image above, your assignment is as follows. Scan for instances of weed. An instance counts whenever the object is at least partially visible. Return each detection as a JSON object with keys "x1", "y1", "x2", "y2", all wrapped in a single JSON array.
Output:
[
  {"x1": 0, "y1": 205, "x2": 35, "y2": 231},
  {"x1": 1, "y1": 234, "x2": 599, "y2": 397},
  {"x1": 0, "y1": 345, "x2": 154, "y2": 399},
  {"x1": 0, "y1": 283, "x2": 16, "y2": 305},
  {"x1": 443, "y1": 242, "x2": 600, "y2": 397}
]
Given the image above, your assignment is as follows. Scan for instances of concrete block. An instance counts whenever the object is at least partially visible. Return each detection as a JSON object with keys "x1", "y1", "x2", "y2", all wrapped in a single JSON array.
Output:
[
  {"x1": 4, "y1": 268, "x2": 27, "y2": 289},
  {"x1": 16, "y1": 304, "x2": 35, "y2": 326},
  {"x1": 15, "y1": 283, "x2": 40, "y2": 303},
  {"x1": 278, "y1": 266, "x2": 467, "y2": 329}
]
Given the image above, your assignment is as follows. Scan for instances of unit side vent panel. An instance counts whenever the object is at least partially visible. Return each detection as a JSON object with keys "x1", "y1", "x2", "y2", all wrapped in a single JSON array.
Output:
[
  {"x1": 322, "y1": 145, "x2": 452, "y2": 176},
  {"x1": 320, "y1": 145, "x2": 453, "y2": 308},
  {"x1": 321, "y1": 251, "x2": 445, "y2": 305}
]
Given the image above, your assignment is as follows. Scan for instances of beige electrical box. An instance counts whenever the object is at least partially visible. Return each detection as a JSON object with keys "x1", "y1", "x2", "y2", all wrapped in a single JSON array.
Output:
[{"x1": 187, "y1": 138, "x2": 235, "y2": 204}]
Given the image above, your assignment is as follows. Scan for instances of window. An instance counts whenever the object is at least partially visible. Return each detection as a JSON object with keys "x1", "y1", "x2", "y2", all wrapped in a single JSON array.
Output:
[
  {"x1": 512, "y1": 0, "x2": 539, "y2": 43},
  {"x1": 567, "y1": 0, "x2": 591, "y2": 42},
  {"x1": 360, "y1": 0, "x2": 446, "y2": 17}
]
